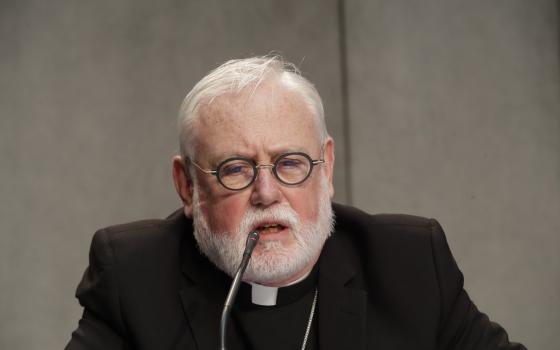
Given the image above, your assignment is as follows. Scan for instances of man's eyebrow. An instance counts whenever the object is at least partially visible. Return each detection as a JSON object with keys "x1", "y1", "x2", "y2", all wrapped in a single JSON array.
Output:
[
  {"x1": 268, "y1": 146, "x2": 313, "y2": 155},
  {"x1": 207, "y1": 147, "x2": 314, "y2": 164},
  {"x1": 208, "y1": 152, "x2": 256, "y2": 164}
]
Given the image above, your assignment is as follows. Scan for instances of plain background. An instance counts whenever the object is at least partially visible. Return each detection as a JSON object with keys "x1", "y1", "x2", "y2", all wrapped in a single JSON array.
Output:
[{"x1": 1, "y1": 0, "x2": 558, "y2": 349}]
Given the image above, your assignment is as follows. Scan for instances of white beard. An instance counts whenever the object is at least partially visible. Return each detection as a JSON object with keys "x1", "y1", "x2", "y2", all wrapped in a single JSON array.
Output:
[{"x1": 191, "y1": 173, "x2": 334, "y2": 285}]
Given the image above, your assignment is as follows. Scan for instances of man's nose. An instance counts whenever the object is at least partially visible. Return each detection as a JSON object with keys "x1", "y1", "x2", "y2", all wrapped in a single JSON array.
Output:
[{"x1": 250, "y1": 165, "x2": 282, "y2": 207}]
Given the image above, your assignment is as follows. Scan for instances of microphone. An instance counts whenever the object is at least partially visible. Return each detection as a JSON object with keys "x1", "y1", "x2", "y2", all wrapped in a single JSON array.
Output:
[{"x1": 219, "y1": 230, "x2": 260, "y2": 350}]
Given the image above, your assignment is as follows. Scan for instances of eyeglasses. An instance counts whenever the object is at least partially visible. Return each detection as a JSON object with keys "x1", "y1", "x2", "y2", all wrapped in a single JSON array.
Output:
[{"x1": 189, "y1": 152, "x2": 325, "y2": 191}]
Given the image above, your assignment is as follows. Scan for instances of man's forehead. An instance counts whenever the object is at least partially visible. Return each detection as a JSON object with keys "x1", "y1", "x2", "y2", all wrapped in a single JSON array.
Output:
[
  {"x1": 192, "y1": 83, "x2": 321, "y2": 162},
  {"x1": 196, "y1": 84, "x2": 317, "y2": 134}
]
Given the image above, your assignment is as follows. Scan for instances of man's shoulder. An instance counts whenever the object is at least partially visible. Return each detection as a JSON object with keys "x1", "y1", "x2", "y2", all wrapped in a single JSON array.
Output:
[
  {"x1": 329, "y1": 203, "x2": 446, "y2": 266},
  {"x1": 88, "y1": 209, "x2": 190, "y2": 263},
  {"x1": 332, "y1": 202, "x2": 438, "y2": 237},
  {"x1": 326, "y1": 203, "x2": 449, "y2": 293}
]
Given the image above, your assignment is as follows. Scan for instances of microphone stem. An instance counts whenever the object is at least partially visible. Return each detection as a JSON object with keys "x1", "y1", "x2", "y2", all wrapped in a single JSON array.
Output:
[
  {"x1": 219, "y1": 231, "x2": 259, "y2": 350},
  {"x1": 220, "y1": 254, "x2": 250, "y2": 349}
]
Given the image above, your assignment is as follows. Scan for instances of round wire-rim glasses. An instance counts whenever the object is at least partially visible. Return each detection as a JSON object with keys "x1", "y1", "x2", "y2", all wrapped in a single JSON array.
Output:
[{"x1": 189, "y1": 152, "x2": 325, "y2": 191}]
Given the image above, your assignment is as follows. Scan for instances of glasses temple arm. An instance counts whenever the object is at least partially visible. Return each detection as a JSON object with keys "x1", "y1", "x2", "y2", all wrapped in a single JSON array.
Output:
[{"x1": 189, "y1": 159, "x2": 217, "y2": 175}]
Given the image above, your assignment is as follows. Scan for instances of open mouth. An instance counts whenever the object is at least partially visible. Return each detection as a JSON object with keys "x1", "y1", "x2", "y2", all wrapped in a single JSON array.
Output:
[{"x1": 255, "y1": 223, "x2": 287, "y2": 234}]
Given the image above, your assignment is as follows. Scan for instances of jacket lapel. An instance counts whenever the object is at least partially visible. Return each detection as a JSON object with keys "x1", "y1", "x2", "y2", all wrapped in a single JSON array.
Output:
[
  {"x1": 179, "y1": 285, "x2": 221, "y2": 350},
  {"x1": 177, "y1": 217, "x2": 230, "y2": 350},
  {"x1": 318, "y1": 235, "x2": 367, "y2": 350}
]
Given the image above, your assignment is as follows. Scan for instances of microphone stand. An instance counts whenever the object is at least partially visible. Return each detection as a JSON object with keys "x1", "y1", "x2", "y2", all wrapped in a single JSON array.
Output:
[{"x1": 219, "y1": 231, "x2": 260, "y2": 350}]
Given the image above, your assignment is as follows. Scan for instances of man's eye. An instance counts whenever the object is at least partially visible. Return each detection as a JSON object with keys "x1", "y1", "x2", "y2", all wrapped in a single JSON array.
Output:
[
  {"x1": 277, "y1": 158, "x2": 304, "y2": 169},
  {"x1": 221, "y1": 163, "x2": 251, "y2": 176}
]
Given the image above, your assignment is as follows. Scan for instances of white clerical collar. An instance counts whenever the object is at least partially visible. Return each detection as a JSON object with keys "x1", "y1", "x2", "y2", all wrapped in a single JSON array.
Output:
[{"x1": 250, "y1": 270, "x2": 311, "y2": 306}]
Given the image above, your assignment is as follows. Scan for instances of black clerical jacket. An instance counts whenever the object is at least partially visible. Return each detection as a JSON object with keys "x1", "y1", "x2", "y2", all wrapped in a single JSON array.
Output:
[{"x1": 66, "y1": 203, "x2": 526, "y2": 350}]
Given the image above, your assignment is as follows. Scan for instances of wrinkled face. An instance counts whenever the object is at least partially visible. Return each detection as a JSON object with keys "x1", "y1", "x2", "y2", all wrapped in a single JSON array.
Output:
[{"x1": 177, "y1": 80, "x2": 335, "y2": 286}]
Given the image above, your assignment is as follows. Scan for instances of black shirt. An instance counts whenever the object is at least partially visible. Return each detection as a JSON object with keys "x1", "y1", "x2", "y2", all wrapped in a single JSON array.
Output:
[{"x1": 228, "y1": 266, "x2": 319, "y2": 350}]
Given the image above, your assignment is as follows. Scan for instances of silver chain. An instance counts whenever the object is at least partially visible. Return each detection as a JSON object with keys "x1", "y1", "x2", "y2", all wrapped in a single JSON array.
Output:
[{"x1": 300, "y1": 288, "x2": 318, "y2": 350}]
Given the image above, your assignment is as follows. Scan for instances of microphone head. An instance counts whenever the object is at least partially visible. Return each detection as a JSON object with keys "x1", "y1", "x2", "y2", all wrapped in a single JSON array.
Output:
[{"x1": 243, "y1": 230, "x2": 260, "y2": 255}]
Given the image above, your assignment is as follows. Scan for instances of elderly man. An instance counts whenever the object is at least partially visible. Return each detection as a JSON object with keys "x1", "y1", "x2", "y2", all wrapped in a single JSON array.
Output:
[{"x1": 66, "y1": 56, "x2": 525, "y2": 350}]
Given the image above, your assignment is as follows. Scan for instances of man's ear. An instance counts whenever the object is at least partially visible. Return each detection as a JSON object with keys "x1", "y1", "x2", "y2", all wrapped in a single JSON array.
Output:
[
  {"x1": 323, "y1": 137, "x2": 335, "y2": 198},
  {"x1": 172, "y1": 156, "x2": 194, "y2": 217}
]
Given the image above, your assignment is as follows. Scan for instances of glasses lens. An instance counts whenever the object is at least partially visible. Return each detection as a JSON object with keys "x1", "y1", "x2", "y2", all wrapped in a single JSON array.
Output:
[
  {"x1": 275, "y1": 153, "x2": 312, "y2": 185},
  {"x1": 218, "y1": 159, "x2": 255, "y2": 190}
]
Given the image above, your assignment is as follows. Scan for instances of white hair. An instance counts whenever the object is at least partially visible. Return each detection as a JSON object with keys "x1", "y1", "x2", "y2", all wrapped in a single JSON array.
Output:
[{"x1": 177, "y1": 55, "x2": 329, "y2": 158}]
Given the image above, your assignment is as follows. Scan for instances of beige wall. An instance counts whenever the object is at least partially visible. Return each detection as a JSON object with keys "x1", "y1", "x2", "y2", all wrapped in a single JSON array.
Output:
[{"x1": 0, "y1": 0, "x2": 557, "y2": 348}]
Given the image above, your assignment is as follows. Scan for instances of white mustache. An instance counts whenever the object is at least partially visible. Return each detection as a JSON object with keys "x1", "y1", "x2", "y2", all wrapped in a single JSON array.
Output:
[{"x1": 237, "y1": 205, "x2": 300, "y2": 237}]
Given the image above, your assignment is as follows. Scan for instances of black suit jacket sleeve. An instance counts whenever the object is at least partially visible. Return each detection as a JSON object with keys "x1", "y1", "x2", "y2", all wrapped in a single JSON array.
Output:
[
  {"x1": 430, "y1": 220, "x2": 526, "y2": 350},
  {"x1": 66, "y1": 228, "x2": 132, "y2": 350}
]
